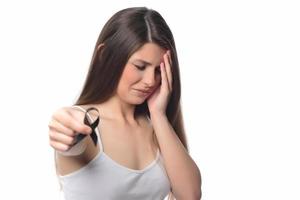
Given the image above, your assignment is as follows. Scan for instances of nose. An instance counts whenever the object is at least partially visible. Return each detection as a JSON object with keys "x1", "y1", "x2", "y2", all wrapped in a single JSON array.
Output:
[{"x1": 142, "y1": 70, "x2": 157, "y2": 88}]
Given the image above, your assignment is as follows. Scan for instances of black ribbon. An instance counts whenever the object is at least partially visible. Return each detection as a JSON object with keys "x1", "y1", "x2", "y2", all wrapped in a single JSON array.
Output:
[{"x1": 74, "y1": 107, "x2": 99, "y2": 146}]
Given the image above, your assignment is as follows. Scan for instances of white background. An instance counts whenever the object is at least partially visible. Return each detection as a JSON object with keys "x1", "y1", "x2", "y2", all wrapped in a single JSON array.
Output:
[{"x1": 0, "y1": 0, "x2": 299, "y2": 199}]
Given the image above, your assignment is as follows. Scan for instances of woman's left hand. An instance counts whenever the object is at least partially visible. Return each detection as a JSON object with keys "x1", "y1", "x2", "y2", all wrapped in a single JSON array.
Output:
[{"x1": 147, "y1": 50, "x2": 173, "y2": 116}]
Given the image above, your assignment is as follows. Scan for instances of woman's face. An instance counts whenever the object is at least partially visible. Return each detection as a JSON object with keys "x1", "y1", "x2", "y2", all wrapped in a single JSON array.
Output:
[{"x1": 116, "y1": 42, "x2": 165, "y2": 104}]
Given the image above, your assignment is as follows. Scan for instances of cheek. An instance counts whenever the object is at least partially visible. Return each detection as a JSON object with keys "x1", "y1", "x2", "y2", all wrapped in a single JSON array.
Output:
[
  {"x1": 119, "y1": 66, "x2": 141, "y2": 90},
  {"x1": 120, "y1": 66, "x2": 141, "y2": 86}
]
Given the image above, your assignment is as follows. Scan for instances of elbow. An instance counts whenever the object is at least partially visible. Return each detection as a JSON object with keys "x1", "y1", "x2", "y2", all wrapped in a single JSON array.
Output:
[
  {"x1": 195, "y1": 165, "x2": 202, "y2": 199},
  {"x1": 186, "y1": 168, "x2": 202, "y2": 200},
  {"x1": 175, "y1": 165, "x2": 203, "y2": 199},
  {"x1": 195, "y1": 188, "x2": 202, "y2": 200},
  {"x1": 176, "y1": 187, "x2": 202, "y2": 200},
  {"x1": 189, "y1": 167, "x2": 202, "y2": 199},
  {"x1": 189, "y1": 188, "x2": 202, "y2": 200},
  {"x1": 191, "y1": 171, "x2": 202, "y2": 199}
]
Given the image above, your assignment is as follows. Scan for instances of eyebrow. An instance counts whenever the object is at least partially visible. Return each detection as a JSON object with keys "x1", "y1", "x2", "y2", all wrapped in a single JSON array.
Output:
[
  {"x1": 132, "y1": 59, "x2": 161, "y2": 68},
  {"x1": 132, "y1": 59, "x2": 153, "y2": 66}
]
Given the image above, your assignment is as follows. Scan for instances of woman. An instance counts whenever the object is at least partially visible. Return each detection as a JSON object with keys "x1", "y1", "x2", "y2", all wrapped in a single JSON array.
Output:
[{"x1": 48, "y1": 7, "x2": 201, "y2": 200}]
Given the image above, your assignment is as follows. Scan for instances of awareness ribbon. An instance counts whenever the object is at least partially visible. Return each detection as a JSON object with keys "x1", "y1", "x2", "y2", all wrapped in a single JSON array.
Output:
[{"x1": 74, "y1": 107, "x2": 99, "y2": 146}]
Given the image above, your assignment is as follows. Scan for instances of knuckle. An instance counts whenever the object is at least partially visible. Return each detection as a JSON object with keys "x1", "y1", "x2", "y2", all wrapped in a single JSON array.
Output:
[
  {"x1": 70, "y1": 130, "x2": 76, "y2": 136},
  {"x1": 48, "y1": 120, "x2": 54, "y2": 129},
  {"x1": 66, "y1": 130, "x2": 75, "y2": 136},
  {"x1": 48, "y1": 131, "x2": 55, "y2": 139},
  {"x1": 49, "y1": 140, "x2": 55, "y2": 148},
  {"x1": 66, "y1": 138, "x2": 74, "y2": 145},
  {"x1": 63, "y1": 145, "x2": 70, "y2": 151},
  {"x1": 64, "y1": 119, "x2": 73, "y2": 129},
  {"x1": 69, "y1": 138, "x2": 76, "y2": 145}
]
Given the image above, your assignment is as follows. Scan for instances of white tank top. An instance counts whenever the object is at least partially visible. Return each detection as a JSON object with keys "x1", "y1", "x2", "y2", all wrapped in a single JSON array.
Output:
[{"x1": 57, "y1": 106, "x2": 172, "y2": 200}]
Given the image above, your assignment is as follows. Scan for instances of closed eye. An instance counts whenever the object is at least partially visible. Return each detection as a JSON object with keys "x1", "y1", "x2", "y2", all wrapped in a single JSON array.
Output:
[
  {"x1": 134, "y1": 64, "x2": 161, "y2": 74},
  {"x1": 134, "y1": 64, "x2": 146, "y2": 70}
]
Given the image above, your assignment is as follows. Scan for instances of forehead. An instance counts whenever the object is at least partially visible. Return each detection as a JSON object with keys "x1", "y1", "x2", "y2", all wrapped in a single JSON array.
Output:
[{"x1": 129, "y1": 43, "x2": 166, "y2": 62}]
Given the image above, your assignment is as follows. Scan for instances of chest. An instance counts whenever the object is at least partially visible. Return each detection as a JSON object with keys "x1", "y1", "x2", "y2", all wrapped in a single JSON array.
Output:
[{"x1": 97, "y1": 119, "x2": 159, "y2": 171}]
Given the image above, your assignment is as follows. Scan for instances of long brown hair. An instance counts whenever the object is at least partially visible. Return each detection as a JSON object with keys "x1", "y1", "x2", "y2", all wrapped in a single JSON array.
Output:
[{"x1": 73, "y1": 7, "x2": 189, "y2": 152}]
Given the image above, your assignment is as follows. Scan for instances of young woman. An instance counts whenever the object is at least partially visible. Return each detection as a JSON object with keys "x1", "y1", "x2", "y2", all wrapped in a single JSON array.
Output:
[{"x1": 48, "y1": 7, "x2": 201, "y2": 200}]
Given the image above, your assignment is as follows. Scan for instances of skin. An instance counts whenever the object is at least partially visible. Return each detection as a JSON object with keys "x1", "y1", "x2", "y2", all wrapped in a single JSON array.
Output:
[
  {"x1": 49, "y1": 42, "x2": 169, "y2": 172},
  {"x1": 49, "y1": 42, "x2": 201, "y2": 199}
]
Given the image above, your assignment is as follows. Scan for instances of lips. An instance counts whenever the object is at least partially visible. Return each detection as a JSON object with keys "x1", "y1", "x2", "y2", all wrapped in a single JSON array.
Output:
[
  {"x1": 134, "y1": 89, "x2": 152, "y2": 95},
  {"x1": 136, "y1": 89, "x2": 151, "y2": 93}
]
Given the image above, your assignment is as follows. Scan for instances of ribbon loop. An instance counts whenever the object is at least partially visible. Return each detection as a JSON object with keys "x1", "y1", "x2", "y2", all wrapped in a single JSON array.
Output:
[{"x1": 74, "y1": 107, "x2": 99, "y2": 146}]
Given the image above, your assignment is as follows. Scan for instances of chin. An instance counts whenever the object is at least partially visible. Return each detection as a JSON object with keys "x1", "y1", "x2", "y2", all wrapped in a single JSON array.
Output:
[
  {"x1": 135, "y1": 99, "x2": 147, "y2": 105},
  {"x1": 132, "y1": 96, "x2": 147, "y2": 105}
]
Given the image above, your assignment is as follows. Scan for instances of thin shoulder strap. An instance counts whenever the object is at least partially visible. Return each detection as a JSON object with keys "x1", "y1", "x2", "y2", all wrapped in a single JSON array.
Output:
[{"x1": 71, "y1": 105, "x2": 103, "y2": 152}]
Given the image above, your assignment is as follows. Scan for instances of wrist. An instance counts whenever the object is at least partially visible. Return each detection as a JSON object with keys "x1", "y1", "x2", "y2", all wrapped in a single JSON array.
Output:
[{"x1": 150, "y1": 112, "x2": 167, "y2": 121}]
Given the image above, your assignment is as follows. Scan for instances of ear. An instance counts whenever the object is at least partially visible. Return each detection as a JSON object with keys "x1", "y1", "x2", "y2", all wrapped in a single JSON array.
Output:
[
  {"x1": 95, "y1": 43, "x2": 105, "y2": 60},
  {"x1": 96, "y1": 43, "x2": 105, "y2": 52}
]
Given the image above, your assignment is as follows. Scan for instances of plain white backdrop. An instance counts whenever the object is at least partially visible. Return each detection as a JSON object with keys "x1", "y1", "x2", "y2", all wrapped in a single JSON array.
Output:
[{"x1": 0, "y1": 0, "x2": 299, "y2": 199}]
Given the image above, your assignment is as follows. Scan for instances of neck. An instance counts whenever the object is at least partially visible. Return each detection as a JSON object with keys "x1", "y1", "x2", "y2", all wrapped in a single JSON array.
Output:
[{"x1": 92, "y1": 95, "x2": 141, "y2": 126}]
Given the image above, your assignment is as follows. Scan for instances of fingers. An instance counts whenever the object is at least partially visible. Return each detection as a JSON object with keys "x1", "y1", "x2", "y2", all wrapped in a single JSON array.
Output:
[
  {"x1": 49, "y1": 130, "x2": 76, "y2": 146},
  {"x1": 160, "y1": 61, "x2": 168, "y2": 91},
  {"x1": 48, "y1": 119, "x2": 75, "y2": 137},
  {"x1": 48, "y1": 106, "x2": 92, "y2": 152},
  {"x1": 166, "y1": 50, "x2": 173, "y2": 88},
  {"x1": 166, "y1": 50, "x2": 172, "y2": 66},
  {"x1": 162, "y1": 50, "x2": 173, "y2": 91},
  {"x1": 49, "y1": 139, "x2": 70, "y2": 152},
  {"x1": 52, "y1": 108, "x2": 92, "y2": 135}
]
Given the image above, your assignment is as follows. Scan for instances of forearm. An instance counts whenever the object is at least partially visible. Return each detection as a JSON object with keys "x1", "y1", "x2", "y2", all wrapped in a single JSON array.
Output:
[{"x1": 150, "y1": 113, "x2": 201, "y2": 200}]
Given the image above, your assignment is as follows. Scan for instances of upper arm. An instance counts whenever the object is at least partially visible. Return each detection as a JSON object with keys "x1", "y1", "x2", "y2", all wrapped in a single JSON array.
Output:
[{"x1": 55, "y1": 136, "x2": 100, "y2": 176}]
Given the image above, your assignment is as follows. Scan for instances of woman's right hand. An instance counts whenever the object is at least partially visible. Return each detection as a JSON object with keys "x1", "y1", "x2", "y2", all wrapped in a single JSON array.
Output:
[{"x1": 48, "y1": 106, "x2": 92, "y2": 152}]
